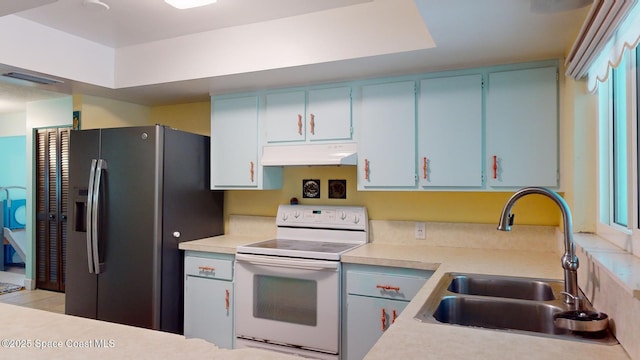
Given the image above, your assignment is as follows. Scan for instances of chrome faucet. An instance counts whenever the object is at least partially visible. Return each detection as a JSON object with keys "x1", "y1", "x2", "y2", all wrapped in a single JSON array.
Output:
[{"x1": 497, "y1": 187, "x2": 579, "y2": 305}]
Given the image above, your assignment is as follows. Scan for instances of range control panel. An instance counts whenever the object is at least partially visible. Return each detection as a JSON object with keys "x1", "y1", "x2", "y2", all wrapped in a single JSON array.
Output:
[{"x1": 276, "y1": 205, "x2": 368, "y2": 231}]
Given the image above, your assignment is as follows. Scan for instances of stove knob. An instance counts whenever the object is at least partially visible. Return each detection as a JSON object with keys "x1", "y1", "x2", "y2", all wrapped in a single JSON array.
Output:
[
  {"x1": 339, "y1": 211, "x2": 347, "y2": 220},
  {"x1": 282, "y1": 213, "x2": 289, "y2": 221},
  {"x1": 353, "y1": 215, "x2": 360, "y2": 224},
  {"x1": 294, "y1": 211, "x2": 301, "y2": 219}
]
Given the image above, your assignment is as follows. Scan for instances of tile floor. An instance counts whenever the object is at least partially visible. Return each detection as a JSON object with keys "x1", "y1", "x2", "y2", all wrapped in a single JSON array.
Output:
[{"x1": 0, "y1": 266, "x2": 65, "y2": 314}]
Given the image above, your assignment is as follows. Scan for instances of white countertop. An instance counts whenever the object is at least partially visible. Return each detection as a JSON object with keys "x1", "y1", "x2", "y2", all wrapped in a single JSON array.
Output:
[
  {"x1": 0, "y1": 301, "x2": 297, "y2": 359},
  {"x1": 179, "y1": 235, "x2": 267, "y2": 254},
  {"x1": 180, "y1": 235, "x2": 631, "y2": 360}
]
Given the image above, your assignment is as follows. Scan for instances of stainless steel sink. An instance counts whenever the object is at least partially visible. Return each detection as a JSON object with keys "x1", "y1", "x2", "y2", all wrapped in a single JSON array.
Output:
[
  {"x1": 415, "y1": 273, "x2": 618, "y2": 345},
  {"x1": 446, "y1": 273, "x2": 557, "y2": 301},
  {"x1": 433, "y1": 296, "x2": 564, "y2": 333}
]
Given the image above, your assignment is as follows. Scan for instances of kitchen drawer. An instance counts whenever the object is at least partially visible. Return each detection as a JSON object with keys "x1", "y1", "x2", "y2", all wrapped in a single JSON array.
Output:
[
  {"x1": 185, "y1": 256, "x2": 233, "y2": 281},
  {"x1": 347, "y1": 271, "x2": 427, "y2": 301}
]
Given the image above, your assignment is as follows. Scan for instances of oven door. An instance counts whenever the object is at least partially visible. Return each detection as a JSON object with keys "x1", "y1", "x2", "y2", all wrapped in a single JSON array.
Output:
[{"x1": 235, "y1": 253, "x2": 340, "y2": 354}]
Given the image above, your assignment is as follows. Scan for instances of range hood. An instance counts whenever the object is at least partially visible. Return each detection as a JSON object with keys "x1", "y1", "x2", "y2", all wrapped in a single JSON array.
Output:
[{"x1": 261, "y1": 143, "x2": 357, "y2": 166}]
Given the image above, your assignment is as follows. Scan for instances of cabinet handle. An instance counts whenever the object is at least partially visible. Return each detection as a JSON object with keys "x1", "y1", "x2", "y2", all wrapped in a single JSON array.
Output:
[
  {"x1": 376, "y1": 284, "x2": 400, "y2": 292},
  {"x1": 422, "y1": 157, "x2": 428, "y2": 180},
  {"x1": 381, "y1": 308, "x2": 387, "y2": 331},
  {"x1": 492, "y1": 155, "x2": 497, "y2": 179},
  {"x1": 198, "y1": 266, "x2": 215, "y2": 272},
  {"x1": 364, "y1": 159, "x2": 370, "y2": 181},
  {"x1": 392, "y1": 309, "x2": 398, "y2": 324},
  {"x1": 250, "y1": 161, "x2": 255, "y2": 182},
  {"x1": 297, "y1": 114, "x2": 303, "y2": 135},
  {"x1": 225, "y1": 289, "x2": 230, "y2": 311},
  {"x1": 309, "y1": 114, "x2": 315, "y2": 135}
]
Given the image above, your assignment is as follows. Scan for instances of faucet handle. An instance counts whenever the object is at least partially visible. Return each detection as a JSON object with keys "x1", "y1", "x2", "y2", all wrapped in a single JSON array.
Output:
[{"x1": 560, "y1": 291, "x2": 583, "y2": 310}]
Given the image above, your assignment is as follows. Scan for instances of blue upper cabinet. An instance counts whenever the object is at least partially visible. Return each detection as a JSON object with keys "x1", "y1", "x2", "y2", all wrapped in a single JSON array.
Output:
[
  {"x1": 265, "y1": 91, "x2": 306, "y2": 142},
  {"x1": 208, "y1": 61, "x2": 559, "y2": 191},
  {"x1": 418, "y1": 74, "x2": 483, "y2": 188},
  {"x1": 265, "y1": 86, "x2": 352, "y2": 144},
  {"x1": 486, "y1": 66, "x2": 558, "y2": 188},
  {"x1": 210, "y1": 95, "x2": 282, "y2": 190},
  {"x1": 357, "y1": 81, "x2": 417, "y2": 189}
]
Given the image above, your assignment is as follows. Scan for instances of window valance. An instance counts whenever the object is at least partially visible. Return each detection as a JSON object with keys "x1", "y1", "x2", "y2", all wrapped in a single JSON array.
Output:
[{"x1": 565, "y1": 0, "x2": 639, "y2": 93}]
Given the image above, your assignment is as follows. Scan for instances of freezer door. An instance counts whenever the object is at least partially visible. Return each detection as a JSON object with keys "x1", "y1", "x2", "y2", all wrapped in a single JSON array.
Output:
[
  {"x1": 95, "y1": 126, "x2": 159, "y2": 329},
  {"x1": 66, "y1": 129, "x2": 100, "y2": 319}
]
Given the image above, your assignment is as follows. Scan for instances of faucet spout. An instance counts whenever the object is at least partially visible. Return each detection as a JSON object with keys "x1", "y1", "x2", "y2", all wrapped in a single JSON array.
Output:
[{"x1": 497, "y1": 187, "x2": 579, "y2": 304}]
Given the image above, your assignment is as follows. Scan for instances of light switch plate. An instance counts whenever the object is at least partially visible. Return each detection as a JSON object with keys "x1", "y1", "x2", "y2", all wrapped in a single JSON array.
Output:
[{"x1": 415, "y1": 222, "x2": 426, "y2": 239}]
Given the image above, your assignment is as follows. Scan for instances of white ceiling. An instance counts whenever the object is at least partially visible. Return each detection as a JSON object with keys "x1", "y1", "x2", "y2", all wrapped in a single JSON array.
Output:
[
  {"x1": 0, "y1": 0, "x2": 592, "y2": 114},
  {"x1": 18, "y1": 0, "x2": 372, "y2": 48}
]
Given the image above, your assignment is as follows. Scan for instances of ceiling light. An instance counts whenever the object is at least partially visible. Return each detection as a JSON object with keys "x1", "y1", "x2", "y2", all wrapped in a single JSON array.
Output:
[
  {"x1": 83, "y1": 0, "x2": 110, "y2": 11},
  {"x1": 164, "y1": 0, "x2": 217, "y2": 10}
]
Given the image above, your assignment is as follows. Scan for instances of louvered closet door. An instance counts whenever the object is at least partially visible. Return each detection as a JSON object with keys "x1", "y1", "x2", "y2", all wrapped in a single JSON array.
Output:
[{"x1": 35, "y1": 127, "x2": 70, "y2": 292}]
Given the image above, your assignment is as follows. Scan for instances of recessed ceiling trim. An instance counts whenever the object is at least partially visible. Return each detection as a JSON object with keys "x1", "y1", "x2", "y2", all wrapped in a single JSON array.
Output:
[{"x1": 2, "y1": 72, "x2": 63, "y2": 85}]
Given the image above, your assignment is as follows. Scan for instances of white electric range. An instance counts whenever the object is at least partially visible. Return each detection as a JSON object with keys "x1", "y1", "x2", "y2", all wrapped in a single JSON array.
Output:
[{"x1": 235, "y1": 204, "x2": 368, "y2": 359}]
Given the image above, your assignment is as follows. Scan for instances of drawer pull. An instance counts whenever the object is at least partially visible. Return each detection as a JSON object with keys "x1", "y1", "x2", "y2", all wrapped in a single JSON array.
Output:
[
  {"x1": 376, "y1": 284, "x2": 400, "y2": 292},
  {"x1": 381, "y1": 308, "x2": 387, "y2": 331},
  {"x1": 297, "y1": 114, "x2": 303, "y2": 135},
  {"x1": 392, "y1": 309, "x2": 398, "y2": 324},
  {"x1": 225, "y1": 289, "x2": 230, "y2": 311},
  {"x1": 198, "y1": 266, "x2": 216, "y2": 272},
  {"x1": 249, "y1": 161, "x2": 255, "y2": 183}
]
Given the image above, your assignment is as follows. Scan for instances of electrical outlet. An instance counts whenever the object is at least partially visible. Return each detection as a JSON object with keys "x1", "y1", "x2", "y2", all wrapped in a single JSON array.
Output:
[{"x1": 415, "y1": 222, "x2": 426, "y2": 240}]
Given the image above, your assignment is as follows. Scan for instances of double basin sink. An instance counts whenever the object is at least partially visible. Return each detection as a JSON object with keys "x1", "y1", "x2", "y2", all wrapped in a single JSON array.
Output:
[{"x1": 414, "y1": 273, "x2": 617, "y2": 345}]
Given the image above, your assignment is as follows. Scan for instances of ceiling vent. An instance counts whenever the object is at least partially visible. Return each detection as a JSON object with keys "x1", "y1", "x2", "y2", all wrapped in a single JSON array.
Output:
[{"x1": 2, "y1": 72, "x2": 63, "y2": 85}]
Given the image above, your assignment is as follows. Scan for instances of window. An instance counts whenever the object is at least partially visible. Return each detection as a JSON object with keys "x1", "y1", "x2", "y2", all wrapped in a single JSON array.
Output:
[
  {"x1": 597, "y1": 46, "x2": 638, "y2": 254},
  {"x1": 612, "y1": 55, "x2": 628, "y2": 227}
]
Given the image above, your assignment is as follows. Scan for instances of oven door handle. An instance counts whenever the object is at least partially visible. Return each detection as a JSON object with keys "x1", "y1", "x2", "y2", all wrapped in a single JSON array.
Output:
[{"x1": 236, "y1": 253, "x2": 339, "y2": 271}]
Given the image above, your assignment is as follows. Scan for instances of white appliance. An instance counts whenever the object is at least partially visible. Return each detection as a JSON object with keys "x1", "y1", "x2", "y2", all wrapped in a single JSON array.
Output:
[{"x1": 235, "y1": 205, "x2": 368, "y2": 359}]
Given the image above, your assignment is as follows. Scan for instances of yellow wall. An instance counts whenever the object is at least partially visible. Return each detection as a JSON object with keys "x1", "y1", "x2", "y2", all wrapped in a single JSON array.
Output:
[
  {"x1": 226, "y1": 166, "x2": 560, "y2": 224},
  {"x1": 150, "y1": 102, "x2": 211, "y2": 136},
  {"x1": 77, "y1": 95, "x2": 152, "y2": 129},
  {"x1": 149, "y1": 101, "x2": 561, "y2": 226}
]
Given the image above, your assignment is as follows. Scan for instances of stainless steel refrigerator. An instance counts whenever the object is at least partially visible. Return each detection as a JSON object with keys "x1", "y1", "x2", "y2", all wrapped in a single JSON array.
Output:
[{"x1": 65, "y1": 125, "x2": 223, "y2": 334}]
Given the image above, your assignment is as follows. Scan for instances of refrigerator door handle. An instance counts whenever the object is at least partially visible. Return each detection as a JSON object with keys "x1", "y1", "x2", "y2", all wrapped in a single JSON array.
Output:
[
  {"x1": 92, "y1": 159, "x2": 107, "y2": 274},
  {"x1": 86, "y1": 159, "x2": 97, "y2": 274}
]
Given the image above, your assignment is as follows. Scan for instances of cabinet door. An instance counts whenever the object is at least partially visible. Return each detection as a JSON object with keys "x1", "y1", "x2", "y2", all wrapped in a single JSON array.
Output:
[
  {"x1": 265, "y1": 91, "x2": 306, "y2": 143},
  {"x1": 307, "y1": 87, "x2": 352, "y2": 141},
  {"x1": 418, "y1": 75, "x2": 483, "y2": 187},
  {"x1": 184, "y1": 276, "x2": 234, "y2": 349},
  {"x1": 211, "y1": 96, "x2": 259, "y2": 188},
  {"x1": 344, "y1": 295, "x2": 408, "y2": 360},
  {"x1": 358, "y1": 81, "x2": 416, "y2": 189},
  {"x1": 486, "y1": 66, "x2": 558, "y2": 187}
]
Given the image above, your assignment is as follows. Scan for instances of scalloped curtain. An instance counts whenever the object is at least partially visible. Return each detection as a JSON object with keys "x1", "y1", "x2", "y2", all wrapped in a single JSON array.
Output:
[
  {"x1": 565, "y1": 0, "x2": 640, "y2": 93},
  {"x1": 588, "y1": 2, "x2": 640, "y2": 92}
]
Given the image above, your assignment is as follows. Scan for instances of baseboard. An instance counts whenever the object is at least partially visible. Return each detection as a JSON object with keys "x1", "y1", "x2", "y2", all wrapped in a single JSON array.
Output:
[{"x1": 23, "y1": 278, "x2": 35, "y2": 290}]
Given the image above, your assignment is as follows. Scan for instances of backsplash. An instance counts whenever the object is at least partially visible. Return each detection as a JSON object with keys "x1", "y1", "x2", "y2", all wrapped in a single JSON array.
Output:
[
  {"x1": 369, "y1": 220, "x2": 559, "y2": 253},
  {"x1": 227, "y1": 214, "x2": 560, "y2": 253},
  {"x1": 227, "y1": 215, "x2": 277, "y2": 238}
]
